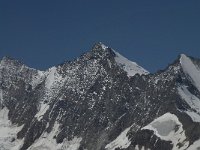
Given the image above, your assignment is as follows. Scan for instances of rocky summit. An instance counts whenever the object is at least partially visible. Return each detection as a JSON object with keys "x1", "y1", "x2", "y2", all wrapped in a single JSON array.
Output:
[{"x1": 0, "y1": 43, "x2": 200, "y2": 150}]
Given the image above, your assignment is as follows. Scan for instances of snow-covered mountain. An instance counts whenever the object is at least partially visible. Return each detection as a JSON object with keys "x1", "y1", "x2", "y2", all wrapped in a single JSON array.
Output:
[{"x1": 0, "y1": 43, "x2": 200, "y2": 150}]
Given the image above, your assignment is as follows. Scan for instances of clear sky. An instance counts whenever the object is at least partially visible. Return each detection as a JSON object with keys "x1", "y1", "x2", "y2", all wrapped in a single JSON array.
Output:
[{"x1": 1, "y1": 0, "x2": 200, "y2": 72}]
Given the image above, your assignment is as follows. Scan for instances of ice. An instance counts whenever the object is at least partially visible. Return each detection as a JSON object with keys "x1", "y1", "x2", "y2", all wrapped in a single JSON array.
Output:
[
  {"x1": 180, "y1": 54, "x2": 200, "y2": 92},
  {"x1": 114, "y1": 50, "x2": 149, "y2": 76},
  {"x1": 142, "y1": 113, "x2": 189, "y2": 150},
  {"x1": 105, "y1": 125, "x2": 132, "y2": 150}
]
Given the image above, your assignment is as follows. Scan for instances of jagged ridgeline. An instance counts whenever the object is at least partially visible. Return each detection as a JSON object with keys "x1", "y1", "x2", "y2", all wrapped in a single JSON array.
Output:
[{"x1": 0, "y1": 43, "x2": 200, "y2": 150}]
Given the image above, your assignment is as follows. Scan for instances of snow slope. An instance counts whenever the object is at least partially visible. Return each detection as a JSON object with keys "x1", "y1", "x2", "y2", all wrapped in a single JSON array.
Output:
[
  {"x1": 105, "y1": 125, "x2": 132, "y2": 150},
  {"x1": 45, "y1": 67, "x2": 63, "y2": 90},
  {"x1": 114, "y1": 50, "x2": 149, "y2": 76},
  {"x1": 178, "y1": 86, "x2": 200, "y2": 122},
  {"x1": 180, "y1": 54, "x2": 200, "y2": 92},
  {"x1": 31, "y1": 70, "x2": 45, "y2": 89},
  {"x1": 142, "y1": 113, "x2": 189, "y2": 150},
  {"x1": 0, "y1": 107, "x2": 24, "y2": 150},
  {"x1": 99, "y1": 43, "x2": 149, "y2": 77},
  {"x1": 187, "y1": 138, "x2": 200, "y2": 150},
  {"x1": 28, "y1": 121, "x2": 82, "y2": 150},
  {"x1": 35, "y1": 102, "x2": 50, "y2": 121}
]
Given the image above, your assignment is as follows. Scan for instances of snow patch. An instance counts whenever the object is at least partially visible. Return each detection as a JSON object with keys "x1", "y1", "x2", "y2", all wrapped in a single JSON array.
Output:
[
  {"x1": 35, "y1": 103, "x2": 50, "y2": 121},
  {"x1": 28, "y1": 121, "x2": 82, "y2": 150},
  {"x1": 105, "y1": 125, "x2": 132, "y2": 150},
  {"x1": 59, "y1": 137, "x2": 82, "y2": 150},
  {"x1": 0, "y1": 89, "x2": 3, "y2": 106},
  {"x1": 45, "y1": 67, "x2": 57, "y2": 89},
  {"x1": 0, "y1": 107, "x2": 24, "y2": 150},
  {"x1": 134, "y1": 145, "x2": 150, "y2": 150},
  {"x1": 187, "y1": 138, "x2": 200, "y2": 150},
  {"x1": 185, "y1": 111, "x2": 200, "y2": 122},
  {"x1": 100, "y1": 43, "x2": 108, "y2": 50},
  {"x1": 178, "y1": 86, "x2": 200, "y2": 112},
  {"x1": 31, "y1": 70, "x2": 45, "y2": 89},
  {"x1": 178, "y1": 86, "x2": 200, "y2": 122},
  {"x1": 45, "y1": 67, "x2": 63, "y2": 90},
  {"x1": 142, "y1": 113, "x2": 189, "y2": 150},
  {"x1": 180, "y1": 54, "x2": 200, "y2": 92},
  {"x1": 114, "y1": 50, "x2": 148, "y2": 76}
]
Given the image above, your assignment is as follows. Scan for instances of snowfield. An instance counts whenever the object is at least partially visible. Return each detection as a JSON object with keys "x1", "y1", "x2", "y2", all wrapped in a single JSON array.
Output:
[
  {"x1": 28, "y1": 121, "x2": 82, "y2": 150},
  {"x1": 0, "y1": 107, "x2": 82, "y2": 150},
  {"x1": 178, "y1": 86, "x2": 200, "y2": 122},
  {"x1": 0, "y1": 107, "x2": 24, "y2": 150},
  {"x1": 114, "y1": 50, "x2": 149, "y2": 77},
  {"x1": 180, "y1": 54, "x2": 200, "y2": 92},
  {"x1": 105, "y1": 125, "x2": 132, "y2": 150},
  {"x1": 142, "y1": 113, "x2": 189, "y2": 150}
]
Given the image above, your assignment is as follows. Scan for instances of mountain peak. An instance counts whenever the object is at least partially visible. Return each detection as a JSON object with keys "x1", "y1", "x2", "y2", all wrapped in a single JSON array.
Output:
[
  {"x1": 113, "y1": 50, "x2": 149, "y2": 76},
  {"x1": 90, "y1": 42, "x2": 149, "y2": 76},
  {"x1": 0, "y1": 56, "x2": 23, "y2": 67},
  {"x1": 179, "y1": 53, "x2": 200, "y2": 91},
  {"x1": 92, "y1": 42, "x2": 108, "y2": 50},
  {"x1": 179, "y1": 53, "x2": 192, "y2": 65},
  {"x1": 180, "y1": 53, "x2": 188, "y2": 60},
  {"x1": 1, "y1": 56, "x2": 16, "y2": 62},
  {"x1": 90, "y1": 42, "x2": 116, "y2": 59}
]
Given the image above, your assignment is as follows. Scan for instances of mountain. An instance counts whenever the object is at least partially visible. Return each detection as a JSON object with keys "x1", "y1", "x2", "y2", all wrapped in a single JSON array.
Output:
[{"x1": 0, "y1": 43, "x2": 200, "y2": 150}]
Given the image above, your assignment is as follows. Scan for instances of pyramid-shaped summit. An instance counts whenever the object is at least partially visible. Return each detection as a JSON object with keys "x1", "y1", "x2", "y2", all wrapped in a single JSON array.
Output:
[{"x1": 90, "y1": 42, "x2": 149, "y2": 76}]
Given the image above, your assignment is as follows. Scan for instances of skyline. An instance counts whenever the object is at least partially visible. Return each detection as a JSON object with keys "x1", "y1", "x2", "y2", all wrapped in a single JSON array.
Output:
[
  {"x1": 1, "y1": 0, "x2": 200, "y2": 72},
  {"x1": 0, "y1": 42, "x2": 197, "y2": 73}
]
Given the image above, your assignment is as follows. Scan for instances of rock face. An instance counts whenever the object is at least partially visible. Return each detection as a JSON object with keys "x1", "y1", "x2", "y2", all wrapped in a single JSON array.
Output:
[{"x1": 0, "y1": 43, "x2": 200, "y2": 150}]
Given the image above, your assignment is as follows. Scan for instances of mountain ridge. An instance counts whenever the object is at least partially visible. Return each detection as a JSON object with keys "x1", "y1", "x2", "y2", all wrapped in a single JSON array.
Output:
[
  {"x1": 1, "y1": 43, "x2": 195, "y2": 76},
  {"x1": 0, "y1": 43, "x2": 200, "y2": 150}
]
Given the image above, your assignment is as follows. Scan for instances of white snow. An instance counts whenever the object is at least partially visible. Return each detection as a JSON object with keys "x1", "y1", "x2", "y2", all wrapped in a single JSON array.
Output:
[
  {"x1": 134, "y1": 145, "x2": 150, "y2": 150},
  {"x1": 35, "y1": 103, "x2": 50, "y2": 121},
  {"x1": 44, "y1": 66, "x2": 64, "y2": 91},
  {"x1": 31, "y1": 70, "x2": 45, "y2": 89},
  {"x1": 185, "y1": 111, "x2": 200, "y2": 122},
  {"x1": 187, "y1": 138, "x2": 200, "y2": 150},
  {"x1": 0, "y1": 89, "x2": 3, "y2": 106},
  {"x1": 105, "y1": 125, "x2": 132, "y2": 150},
  {"x1": 178, "y1": 86, "x2": 200, "y2": 112},
  {"x1": 0, "y1": 107, "x2": 24, "y2": 150},
  {"x1": 180, "y1": 54, "x2": 200, "y2": 92},
  {"x1": 45, "y1": 67, "x2": 58, "y2": 89},
  {"x1": 178, "y1": 86, "x2": 200, "y2": 122},
  {"x1": 42, "y1": 66, "x2": 65, "y2": 103},
  {"x1": 114, "y1": 50, "x2": 149, "y2": 76},
  {"x1": 100, "y1": 43, "x2": 108, "y2": 50},
  {"x1": 28, "y1": 121, "x2": 82, "y2": 150},
  {"x1": 59, "y1": 137, "x2": 82, "y2": 150},
  {"x1": 142, "y1": 113, "x2": 189, "y2": 150}
]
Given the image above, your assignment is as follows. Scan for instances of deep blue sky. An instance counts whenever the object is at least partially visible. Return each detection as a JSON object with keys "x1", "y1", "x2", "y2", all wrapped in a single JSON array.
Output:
[{"x1": 1, "y1": 0, "x2": 200, "y2": 72}]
